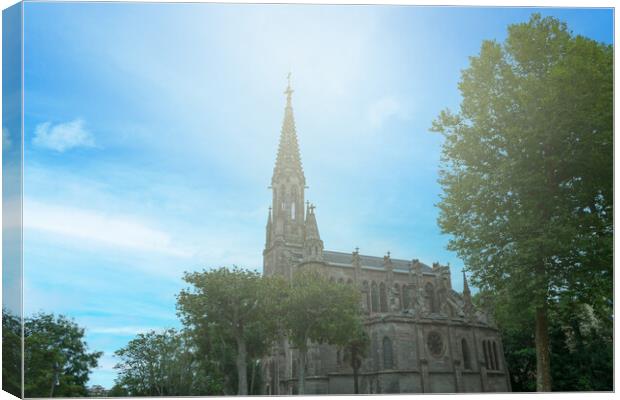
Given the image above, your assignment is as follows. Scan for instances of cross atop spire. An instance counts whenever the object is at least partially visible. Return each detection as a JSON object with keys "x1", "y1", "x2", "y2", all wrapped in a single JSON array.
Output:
[{"x1": 284, "y1": 72, "x2": 294, "y2": 106}]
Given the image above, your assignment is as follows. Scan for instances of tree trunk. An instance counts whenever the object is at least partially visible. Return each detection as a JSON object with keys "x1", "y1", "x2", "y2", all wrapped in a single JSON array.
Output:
[
  {"x1": 352, "y1": 348, "x2": 360, "y2": 394},
  {"x1": 249, "y1": 360, "x2": 256, "y2": 395},
  {"x1": 297, "y1": 348, "x2": 307, "y2": 395},
  {"x1": 535, "y1": 305, "x2": 552, "y2": 391},
  {"x1": 236, "y1": 337, "x2": 248, "y2": 395},
  {"x1": 353, "y1": 365, "x2": 360, "y2": 394}
]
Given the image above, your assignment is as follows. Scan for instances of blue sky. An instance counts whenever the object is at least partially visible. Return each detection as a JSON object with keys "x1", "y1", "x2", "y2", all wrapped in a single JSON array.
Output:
[{"x1": 19, "y1": 3, "x2": 613, "y2": 388}]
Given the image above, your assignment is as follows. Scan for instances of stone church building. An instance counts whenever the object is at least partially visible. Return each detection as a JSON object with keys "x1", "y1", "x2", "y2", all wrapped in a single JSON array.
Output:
[{"x1": 262, "y1": 80, "x2": 511, "y2": 394}]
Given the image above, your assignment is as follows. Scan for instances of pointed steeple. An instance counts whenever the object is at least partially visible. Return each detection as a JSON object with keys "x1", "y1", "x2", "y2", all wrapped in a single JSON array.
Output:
[
  {"x1": 462, "y1": 269, "x2": 474, "y2": 320},
  {"x1": 462, "y1": 270, "x2": 471, "y2": 296},
  {"x1": 304, "y1": 203, "x2": 320, "y2": 240},
  {"x1": 303, "y1": 203, "x2": 323, "y2": 262},
  {"x1": 272, "y1": 73, "x2": 305, "y2": 186},
  {"x1": 264, "y1": 75, "x2": 310, "y2": 276}
]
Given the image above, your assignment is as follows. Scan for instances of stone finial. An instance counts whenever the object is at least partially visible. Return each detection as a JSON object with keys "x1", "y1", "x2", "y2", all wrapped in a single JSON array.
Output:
[
  {"x1": 384, "y1": 252, "x2": 393, "y2": 270},
  {"x1": 352, "y1": 247, "x2": 361, "y2": 285},
  {"x1": 462, "y1": 269, "x2": 474, "y2": 321},
  {"x1": 413, "y1": 259, "x2": 422, "y2": 276}
]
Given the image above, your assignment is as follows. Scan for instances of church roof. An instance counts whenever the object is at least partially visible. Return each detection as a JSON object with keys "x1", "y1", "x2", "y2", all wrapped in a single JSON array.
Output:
[{"x1": 322, "y1": 250, "x2": 433, "y2": 273}]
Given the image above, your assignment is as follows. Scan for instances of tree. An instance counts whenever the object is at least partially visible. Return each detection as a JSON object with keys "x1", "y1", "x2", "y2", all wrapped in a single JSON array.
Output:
[
  {"x1": 3, "y1": 309, "x2": 22, "y2": 397},
  {"x1": 432, "y1": 14, "x2": 612, "y2": 391},
  {"x1": 23, "y1": 312, "x2": 102, "y2": 397},
  {"x1": 181, "y1": 317, "x2": 268, "y2": 395},
  {"x1": 282, "y1": 268, "x2": 362, "y2": 394},
  {"x1": 106, "y1": 384, "x2": 129, "y2": 397},
  {"x1": 342, "y1": 319, "x2": 369, "y2": 394},
  {"x1": 113, "y1": 328, "x2": 217, "y2": 396},
  {"x1": 177, "y1": 266, "x2": 283, "y2": 395},
  {"x1": 476, "y1": 291, "x2": 613, "y2": 391},
  {"x1": 86, "y1": 385, "x2": 108, "y2": 397}
]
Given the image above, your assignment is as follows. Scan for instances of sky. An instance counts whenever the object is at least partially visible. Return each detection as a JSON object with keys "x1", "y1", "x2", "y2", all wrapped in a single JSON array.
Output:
[{"x1": 16, "y1": 2, "x2": 613, "y2": 388}]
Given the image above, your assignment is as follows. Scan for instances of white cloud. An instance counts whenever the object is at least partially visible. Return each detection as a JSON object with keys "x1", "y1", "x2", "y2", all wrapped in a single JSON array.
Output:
[
  {"x1": 24, "y1": 198, "x2": 194, "y2": 258},
  {"x1": 33, "y1": 119, "x2": 95, "y2": 152},
  {"x1": 367, "y1": 96, "x2": 410, "y2": 129},
  {"x1": 89, "y1": 326, "x2": 162, "y2": 336}
]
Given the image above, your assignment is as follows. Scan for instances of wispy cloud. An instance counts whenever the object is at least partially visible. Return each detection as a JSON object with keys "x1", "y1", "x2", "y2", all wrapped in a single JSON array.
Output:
[
  {"x1": 89, "y1": 326, "x2": 163, "y2": 336},
  {"x1": 24, "y1": 198, "x2": 194, "y2": 257},
  {"x1": 33, "y1": 119, "x2": 95, "y2": 152},
  {"x1": 367, "y1": 96, "x2": 411, "y2": 129}
]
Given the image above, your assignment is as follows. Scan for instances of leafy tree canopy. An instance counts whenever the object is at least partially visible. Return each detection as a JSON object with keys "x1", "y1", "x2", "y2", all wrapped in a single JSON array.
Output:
[
  {"x1": 113, "y1": 328, "x2": 219, "y2": 396},
  {"x1": 23, "y1": 312, "x2": 102, "y2": 397},
  {"x1": 282, "y1": 268, "x2": 363, "y2": 394},
  {"x1": 432, "y1": 14, "x2": 612, "y2": 391},
  {"x1": 3, "y1": 309, "x2": 22, "y2": 397},
  {"x1": 177, "y1": 266, "x2": 285, "y2": 395}
]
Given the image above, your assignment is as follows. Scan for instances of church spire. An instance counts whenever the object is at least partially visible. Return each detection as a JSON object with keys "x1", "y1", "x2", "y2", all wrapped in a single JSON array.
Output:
[
  {"x1": 272, "y1": 73, "x2": 305, "y2": 186},
  {"x1": 463, "y1": 270, "x2": 471, "y2": 296},
  {"x1": 462, "y1": 269, "x2": 474, "y2": 320},
  {"x1": 304, "y1": 203, "x2": 321, "y2": 240},
  {"x1": 303, "y1": 203, "x2": 323, "y2": 262}
]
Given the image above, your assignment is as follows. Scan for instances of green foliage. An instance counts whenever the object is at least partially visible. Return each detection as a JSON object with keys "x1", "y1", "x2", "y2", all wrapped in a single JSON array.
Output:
[
  {"x1": 177, "y1": 266, "x2": 284, "y2": 395},
  {"x1": 432, "y1": 14, "x2": 612, "y2": 390},
  {"x1": 23, "y1": 312, "x2": 102, "y2": 397},
  {"x1": 113, "y1": 328, "x2": 218, "y2": 396},
  {"x1": 106, "y1": 383, "x2": 129, "y2": 397},
  {"x1": 2, "y1": 309, "x2": 22, "y2": 397},
  {"x1": 86, "y1": 384, "x2": 108, "y2": 397},
  {"x1": 549, "y1": 301, "x2": 612, "y2": 391},
  {"x1": 483, "y1": 291, "x2": 613, "y2": 392},
  {"x1": 282, "y1": 268, "x2": 363, "y2": 393},
  {"x1": 341, "y1": 319, "x2": 369, "y2": 394},
  {"x1": 284, "y1": 269, "x2": 361, "y2": 350}
]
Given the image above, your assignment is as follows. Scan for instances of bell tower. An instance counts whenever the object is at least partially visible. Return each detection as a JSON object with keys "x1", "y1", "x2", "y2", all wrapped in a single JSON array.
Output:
[{"x1": 263, "y1": 75, "x2": 307, "y2": 278}]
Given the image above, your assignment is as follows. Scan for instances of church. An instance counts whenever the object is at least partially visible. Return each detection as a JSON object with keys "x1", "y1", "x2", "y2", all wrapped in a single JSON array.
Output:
[{"x1": 261, "y1": 79, "x2": 511, "y2": 394}]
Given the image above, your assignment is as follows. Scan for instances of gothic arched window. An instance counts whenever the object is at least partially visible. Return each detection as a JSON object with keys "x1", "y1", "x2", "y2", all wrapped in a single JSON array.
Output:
[
  {"x1": 362, "y1": 281, "x2": 370, "y2": 314},
  {"x1": 483, "y1": 340, "x2": 496, "y2": 370},
  {"x1": 492, "y1": 341, "x2": 500, "y2": 370},
  {"x1": 379, "y1": 282, "x2": 388, "y2": 312},
  {"x1": 462, "y1": 338, "x2": 472, "y2": 370},
  {"x1": 383, "y1": 336, "x2": 394, "y2": 369},
  {"x1": 371, "y1": 282, "x2": 379, "y2": 313},
  {"x1": 402, "y1": 284, "x2": 411, "y2": 309},
  {"x1": 484, "y1": 340, "x2": 489, "y2": 369},
  {"x1": 425, "y1": 282, "x2": 437, "y2": 313}
]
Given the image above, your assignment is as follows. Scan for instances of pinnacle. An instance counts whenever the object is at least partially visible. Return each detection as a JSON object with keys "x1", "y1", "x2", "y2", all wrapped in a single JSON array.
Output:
[{"x1": 272, "y1": 77, "x2": 306, "y2": 185}]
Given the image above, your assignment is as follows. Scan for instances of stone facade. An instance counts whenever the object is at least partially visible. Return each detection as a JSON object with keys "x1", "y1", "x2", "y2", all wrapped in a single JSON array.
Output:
[{"x1": 261, "y1": 79, "x2": 511, "y2": 394}]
